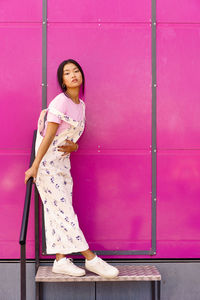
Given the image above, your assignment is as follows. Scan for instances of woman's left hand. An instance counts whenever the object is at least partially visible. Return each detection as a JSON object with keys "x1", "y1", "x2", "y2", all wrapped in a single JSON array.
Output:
[
  {"x1": 57, "y1": 140, "x2": 78, "y2": 156},
  {"x1": 25, "y1": 165, "x2": 38, "y2": 184}
]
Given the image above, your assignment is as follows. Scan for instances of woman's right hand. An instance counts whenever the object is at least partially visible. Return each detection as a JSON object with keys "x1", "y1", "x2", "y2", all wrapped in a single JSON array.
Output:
[
  {"x1": 57, "y1": 140, "x2": 78, "y2": 156},
  {"x1": 24, "y1": 165, "x2": 38, "y2": 184}
]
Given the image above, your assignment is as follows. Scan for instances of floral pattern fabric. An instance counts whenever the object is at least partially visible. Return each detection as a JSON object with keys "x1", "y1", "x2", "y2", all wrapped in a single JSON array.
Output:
[{"x1": 35, "y1": 98, "x2": 89, "y2": 254}]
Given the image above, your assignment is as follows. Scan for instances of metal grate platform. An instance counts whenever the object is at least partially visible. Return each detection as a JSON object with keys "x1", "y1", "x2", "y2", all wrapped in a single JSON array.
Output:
[{"x1": 35, "y1": 265, "x2": 161, "y2": 282}]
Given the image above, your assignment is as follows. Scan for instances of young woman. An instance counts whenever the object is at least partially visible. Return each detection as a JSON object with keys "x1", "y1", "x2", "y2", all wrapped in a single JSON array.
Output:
[{"x1": 24, "y1": 59, "x2": 119, "y2": 278}]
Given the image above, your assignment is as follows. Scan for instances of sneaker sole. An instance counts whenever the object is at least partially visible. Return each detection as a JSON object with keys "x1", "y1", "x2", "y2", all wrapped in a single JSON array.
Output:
[
  {"x1": 85, "y1": 266, "x2": 119, "y2": 278},
  {"x1": 52, "y1": 268, "x2": 86, "y2": 277}
]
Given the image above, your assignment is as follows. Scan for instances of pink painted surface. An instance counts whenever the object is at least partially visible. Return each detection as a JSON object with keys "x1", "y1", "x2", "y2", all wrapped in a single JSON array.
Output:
[
  {"x1": 0, "y1": 0, "x2": 42, "y2": 22},
  {"x1": 157, "y1": 0, "x2": 200, "y2": 23},
  {"x1": 40, "y1": 22, "x2": 152, "y2": 259},
  {"x1": 0, "y1": 154, "x2": 35, "y2": 258},
  {"x1": 0, "y1": 24, "x2": 42, "y2": 150},
  {"x1": 39, "y1": 151, "x2": 152, "y2": 259},
  {"x1": 71, "y1": 152, "x2": 152, "y2": 251},
  {"x1": 0, "y1": 24, "x2": 42, "y2": 258},
  {"x1": 1, "y1": 1, "x2": 200, "y2": 259},
  {"x1": 47, "y1": 23, "x2": 152, "y2": 150},
  {"x1": 48, "y1": 0, "x2": 151, "y2": 22},
  {"x1": 157, "y1": 24, "x2": 200, "y2": 149},
  {"x1": 156, "y1": 150, "x2": 200, "y2": 258}
]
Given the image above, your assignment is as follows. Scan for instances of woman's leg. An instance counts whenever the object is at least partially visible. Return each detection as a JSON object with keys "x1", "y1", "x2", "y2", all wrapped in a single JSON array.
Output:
[{"x1": 81, "y1": 249, "x2": 96, "y2": 260}]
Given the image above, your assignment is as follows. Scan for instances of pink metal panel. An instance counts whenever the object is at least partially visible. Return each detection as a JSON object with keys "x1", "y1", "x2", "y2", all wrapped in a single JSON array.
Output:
[
  {"x1": 40, "y1": 151, "x2": 152, "y2": 259},
  {"x1": 48, "y1": 0, "x2": 151, "y2": 22},
  {"x1": 0, "y1": 24, "x2": 42, "y2": 150},
  {"x1": 47, "y1": 23, "x2": 152, "y2": 150},
  {"x1": 0, "y1": 154, "x2": 35, "y2": 259},
  {"x1": 0, "y1": 24, "x2": 42, "y2": 258},
  {"x1": 157, "y1": 24, "x2": 200, "y2": 149},
  {"x1": 157, "y1": 0, "x2": 200, "y2": 23},
  {"x1": 0, "y1": 0, "x2": 42, "y2": 22},
  {"x1": 44, "y1": 23, "x2": 152, "y2": 259},
  {"x1": 2, "y1": 1, "x2": 200, "y2": 261},
  {"x1": 40, "y1": 146, "x2": 200, "y2": 260},
  {"x1": 156, "y1": 150, "x2": 200, "y2": 258}
]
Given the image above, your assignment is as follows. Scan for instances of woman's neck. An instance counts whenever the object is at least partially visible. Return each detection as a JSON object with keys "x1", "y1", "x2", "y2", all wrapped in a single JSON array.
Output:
[{"x1": 65, "y1": 88, "x2": 80, "y2": 103}]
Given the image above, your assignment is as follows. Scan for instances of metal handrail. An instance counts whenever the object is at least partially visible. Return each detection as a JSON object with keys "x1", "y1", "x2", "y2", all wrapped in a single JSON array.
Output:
[
  {"x1": 19, "y1": 130, "x2": 37, "y2": 244},
  {"x1": 19, "y1": 129, "x2": 37, "y2": 300}
]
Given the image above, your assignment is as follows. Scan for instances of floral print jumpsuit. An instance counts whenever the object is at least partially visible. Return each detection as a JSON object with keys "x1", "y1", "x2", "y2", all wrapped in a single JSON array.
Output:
[{"x1": 35, "y1": 93, "x2": 89, "y2": 254}]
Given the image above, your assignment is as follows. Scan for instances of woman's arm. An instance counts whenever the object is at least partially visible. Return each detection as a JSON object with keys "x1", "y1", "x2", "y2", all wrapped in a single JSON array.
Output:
[
  {"x1": 24, "y1": 122, "x2": 59, "y2": 184},
  {"x1": 33, "y1": 122, "x2": 59, "y2": 168}
]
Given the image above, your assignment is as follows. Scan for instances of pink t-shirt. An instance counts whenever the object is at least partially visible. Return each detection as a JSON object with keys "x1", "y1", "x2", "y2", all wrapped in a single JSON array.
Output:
[{"x1": 42, "y1": 92, "x2": 84, "y2": 137}]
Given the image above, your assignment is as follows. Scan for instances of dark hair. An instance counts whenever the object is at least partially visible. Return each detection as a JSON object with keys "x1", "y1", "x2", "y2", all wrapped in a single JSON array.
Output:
[{"x1": 57, "y1": 59, "x2": 85, "y2": 95}]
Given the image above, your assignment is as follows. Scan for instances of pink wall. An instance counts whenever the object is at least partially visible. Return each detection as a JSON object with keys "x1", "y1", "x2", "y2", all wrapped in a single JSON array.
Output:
[{"x1": 1, "y1": 0, "x2": 200, "y2": 259}]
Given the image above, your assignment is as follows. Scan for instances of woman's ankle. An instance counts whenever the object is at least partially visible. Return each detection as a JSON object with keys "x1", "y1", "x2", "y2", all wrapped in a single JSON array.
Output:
[
  {"x1": 81, "y1": 249, "x2": 96, "y2": 260},
  {"x1": 56, "y1": 254, "x2": 66, "y2": 261}
]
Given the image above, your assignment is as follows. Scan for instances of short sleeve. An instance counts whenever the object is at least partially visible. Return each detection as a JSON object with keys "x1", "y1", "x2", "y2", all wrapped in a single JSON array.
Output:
[
  {"x1": 46, "y1": 93, "x2": 67, "y2": 124},
  {"x1": 46, "y1": 111, "x2": 61, "y2": 124}
]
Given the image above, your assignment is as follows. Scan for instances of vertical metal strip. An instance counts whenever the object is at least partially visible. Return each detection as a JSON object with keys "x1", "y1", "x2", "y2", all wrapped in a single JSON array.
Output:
[
  {"x1": 42, "y1": 0, "x2": 47, "y2": 109},
  {"x1": 41, "y1": 0, "x2": 47, "y2": 256},
  {"x1": 151, "y1": 0, "x2": 157, "y2": 254}
]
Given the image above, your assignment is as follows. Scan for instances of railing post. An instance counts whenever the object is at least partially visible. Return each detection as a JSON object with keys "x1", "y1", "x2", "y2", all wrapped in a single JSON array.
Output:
[{"x1": 20, "y1": 244, "x2": 26, "y2": 300}]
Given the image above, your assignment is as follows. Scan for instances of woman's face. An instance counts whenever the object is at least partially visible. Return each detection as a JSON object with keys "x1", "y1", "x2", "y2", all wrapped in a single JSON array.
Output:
[{"x1": 62, "y1": 63, "x2": 83, "y2": 89}]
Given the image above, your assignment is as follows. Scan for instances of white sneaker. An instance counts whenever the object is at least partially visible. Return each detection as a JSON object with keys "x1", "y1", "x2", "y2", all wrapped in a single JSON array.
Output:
[
  {"x1": 52, "y1": 258, "x2": 86, "y2": 277},
  {"x1": 85, "y1": 255, "x2": 119, "y2": 278}
]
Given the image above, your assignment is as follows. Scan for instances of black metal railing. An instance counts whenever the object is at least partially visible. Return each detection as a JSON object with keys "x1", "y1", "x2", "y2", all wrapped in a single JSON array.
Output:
[{"x1": 19, "y1": 130, "x2": 37, "y2": 300}]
